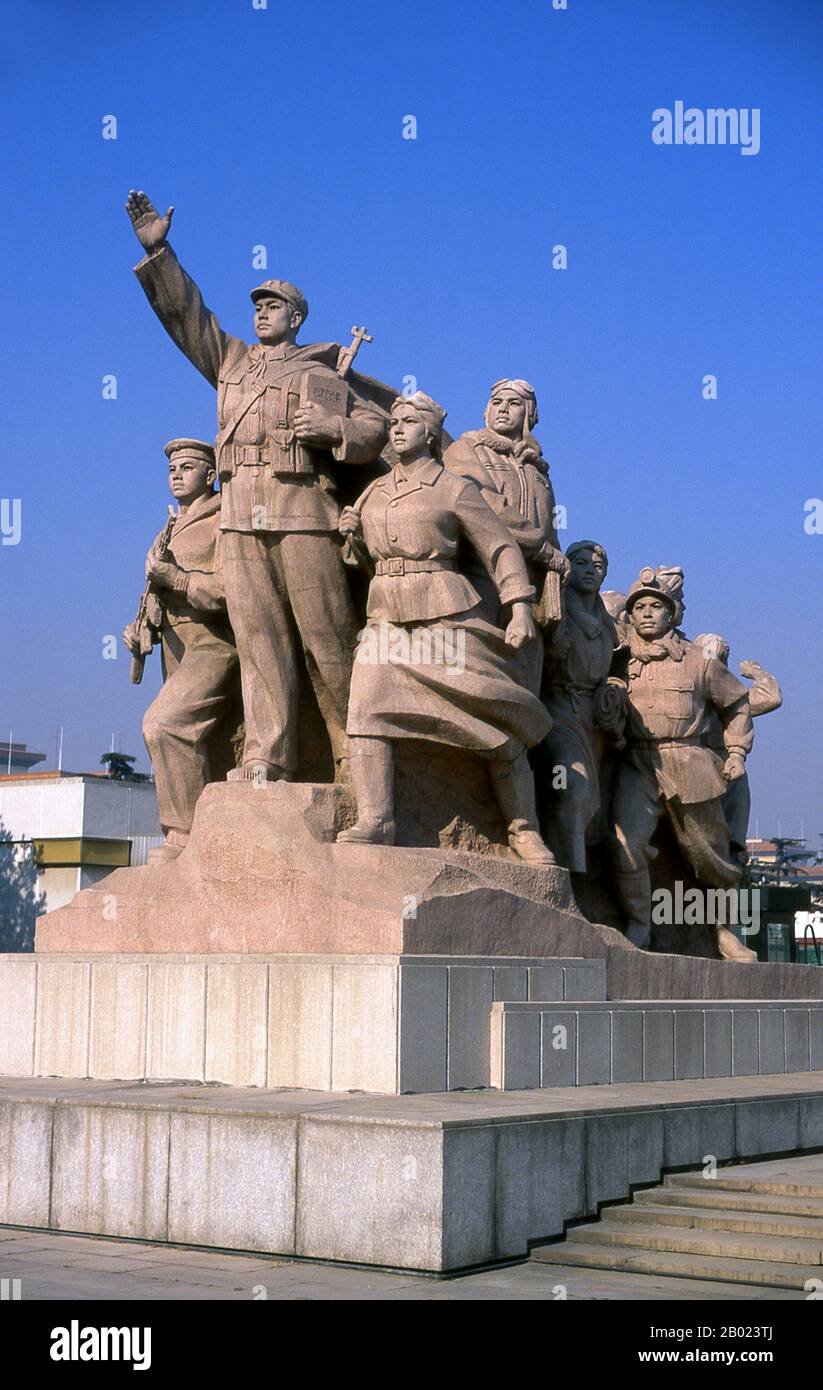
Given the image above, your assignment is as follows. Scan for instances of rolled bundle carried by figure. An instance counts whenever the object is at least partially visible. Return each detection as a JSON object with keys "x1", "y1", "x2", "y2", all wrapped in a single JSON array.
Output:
[
  {"x1": 535, "y1": 566, "x2": 562, "y2": 628},
  {"x1": 593, "y1": 676, "x2": 628, "y2": 749}
]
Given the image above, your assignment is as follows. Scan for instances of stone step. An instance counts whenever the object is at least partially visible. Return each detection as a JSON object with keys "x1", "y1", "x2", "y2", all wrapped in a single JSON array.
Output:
[
  {"x1": 6, "y1": 1074, "x2": 823, "y2": 1275},
  {"x1": 532, "y1": 1240, "x2": 820, "y2": 1290},
  {"x1": 640, "y1": 1185, "x2": 823, "y2": 1219},
  {"x1": 490, "y1": 998, "x2": 823, "y2": 1089},
  {"x1": 612, "y1": 1200, "x2": 823, "y2": 1240},
  {"x1": 665, "y1": 1169, "x2": 823, "y2": 1199},
  {"x1": 564, "y1": 1218, "x2": 823, "y2": 1265}
]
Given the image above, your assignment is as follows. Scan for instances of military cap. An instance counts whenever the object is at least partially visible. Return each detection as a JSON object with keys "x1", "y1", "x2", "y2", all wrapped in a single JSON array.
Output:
[
  {"x1": 625, "y1": 566, "x2": 678, "y2": 613},
  {"x1": 164, "y1": 438, "x2": 216, "y2": 466},
  {"x1": 250, "y1": 278, "x2": 309, "y2": 322}
]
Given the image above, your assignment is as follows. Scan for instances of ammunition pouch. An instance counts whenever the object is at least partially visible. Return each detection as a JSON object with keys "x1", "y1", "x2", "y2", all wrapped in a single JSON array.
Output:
[{"x1": 218, "y1": 439, "x2": 315, "y2": 480}]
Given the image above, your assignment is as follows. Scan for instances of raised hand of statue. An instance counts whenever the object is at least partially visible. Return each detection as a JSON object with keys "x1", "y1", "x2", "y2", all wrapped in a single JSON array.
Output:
[
  {"x1": 738, "y1": 660, "x2": 763, "y2": 680},
  {"x1": 505, "y1": 601, "x2": 537, "y2": 650},
  {"x1": 338, "y1": 506, "x2": 362, "y2": 538},
  {"x1": 125, "y1": 189, "x2": 174, "y2": 254}
]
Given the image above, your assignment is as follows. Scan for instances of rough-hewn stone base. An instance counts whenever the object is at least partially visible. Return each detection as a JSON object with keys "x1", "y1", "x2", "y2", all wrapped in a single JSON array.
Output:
[
  {"x1": 34, "y1": 781, "x2": 588, "y2": 957},
  {"x1": 32, "y1": 782, "x2": 823, "y2": 1002}
]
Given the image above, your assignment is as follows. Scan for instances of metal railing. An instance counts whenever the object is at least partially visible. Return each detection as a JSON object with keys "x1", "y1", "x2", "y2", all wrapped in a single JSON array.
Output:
[{"x1": 801, "y1": 921, "x2": 822, "y2": 967}]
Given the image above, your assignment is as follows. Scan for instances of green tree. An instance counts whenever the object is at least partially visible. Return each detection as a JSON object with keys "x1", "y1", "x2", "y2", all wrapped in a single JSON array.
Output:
[{"x1": 0, "y1": 820, "x2": 45, "y2": 952}]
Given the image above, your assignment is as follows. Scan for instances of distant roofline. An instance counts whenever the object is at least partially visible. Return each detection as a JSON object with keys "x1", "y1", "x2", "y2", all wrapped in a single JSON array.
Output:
[
  {"x1": 0, "y1": 741, "x2": 46, "y2": 771},
  {"x1": 0, "y1": 770, "x2": 153, "y2": 783}
]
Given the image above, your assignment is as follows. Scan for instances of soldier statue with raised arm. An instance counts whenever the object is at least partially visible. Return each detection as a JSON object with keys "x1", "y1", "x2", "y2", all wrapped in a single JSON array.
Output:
[{"x1": 125, "y1": 190, "x2": 391, "y2": 785}]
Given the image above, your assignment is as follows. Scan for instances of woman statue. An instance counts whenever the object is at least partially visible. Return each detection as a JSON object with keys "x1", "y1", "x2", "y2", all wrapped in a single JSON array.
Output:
[
  {"x1": 336, "y1": 391, "x2": 555, "y2": 865},
  {"x1": 540, "y1": 540, "x2": 622, "y2": 873}
]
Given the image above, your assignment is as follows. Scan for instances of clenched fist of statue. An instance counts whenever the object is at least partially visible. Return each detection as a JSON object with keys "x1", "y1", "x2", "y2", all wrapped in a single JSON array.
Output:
[
  {"x1": 722, "y1": 752, "x2": 747, "y2": 783},
  {"x1": 505, "y1": 601, "x2": 537, "y2": 650},
  {"x1": 544, "y1": 546, "x2": 572, "y2": 583},
  {"x1": 126, "y1": 190, "x2": 175, "y2": 255},
  {"x1": 338, "y1": 507, "x2": 362, "y2": 537},
  {"x1": 738, "y1": 660, "x2": 763, "y2": 680},
  {"x1": 122, "y1": 623, "x2": 141, "y2": 656},
  {"x1": 292, "y1": 403, "x2": 343, "y2": 448},
  {"x1": 145, "y1": 553, "x2": 180, "y2": 589}
]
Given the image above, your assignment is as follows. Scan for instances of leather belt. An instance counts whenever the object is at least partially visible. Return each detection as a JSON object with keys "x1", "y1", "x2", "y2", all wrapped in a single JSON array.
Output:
[
  {"x1": 229, "y1": 444, "x2": 283, "y2": 465},
  {"x1": 630, "y1": 736, "x2": 702, "y2": 748},
  {"x1": 221, "y1": 438, "x2": 314, "y2": 478},
  {"x1": 374, "y1": 558, "x2": 456, "y2": 577}
]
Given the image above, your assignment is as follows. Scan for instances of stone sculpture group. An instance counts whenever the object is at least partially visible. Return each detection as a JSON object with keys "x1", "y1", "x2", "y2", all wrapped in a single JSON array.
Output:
[{"x1": 123, "y1": 191, "x2": 781, "y2": 961}]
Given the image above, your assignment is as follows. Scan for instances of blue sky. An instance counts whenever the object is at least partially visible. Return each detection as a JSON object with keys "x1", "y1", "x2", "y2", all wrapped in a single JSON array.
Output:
[{"x1": 1, "y1": 0, "x2": 821, "y2": 843}]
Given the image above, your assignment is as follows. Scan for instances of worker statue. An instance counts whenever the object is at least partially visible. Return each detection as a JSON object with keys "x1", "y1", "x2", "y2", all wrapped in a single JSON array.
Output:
[{"x1": 609, "y1": 569, "x2": 755, "y2": 958}]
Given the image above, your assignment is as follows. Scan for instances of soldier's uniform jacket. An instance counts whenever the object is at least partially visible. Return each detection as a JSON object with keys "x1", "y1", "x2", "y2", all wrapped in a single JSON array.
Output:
[
  {"x1": 353, "y1": 459, "x2": 535, "y2": 625},
  {"x1": 148, "y1": 493, "x2": 232, "y2": 672},
  {"x1": 612, "y1": 633, "x2": 753, "y2": 805},
  {"x1": 134, "y1": 247, "x2": 388, "y2": 534},
  {"x1": 443, "y1": 429, "x2": 558, "y2": 568}
]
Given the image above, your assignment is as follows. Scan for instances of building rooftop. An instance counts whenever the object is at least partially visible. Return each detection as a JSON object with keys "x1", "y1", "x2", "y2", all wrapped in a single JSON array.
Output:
[
  {"x1": 0, "y1": 741, "x2": 46, "y2": 774},
  {"x1": 0, "y1": 770, "x2": 120, "y2": 783}
]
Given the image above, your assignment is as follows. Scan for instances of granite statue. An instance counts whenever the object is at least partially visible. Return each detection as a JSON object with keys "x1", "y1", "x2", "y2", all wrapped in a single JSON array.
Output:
[
  {"x1": 336, "y1": 391, "x2": 555, "y2": 863},
  {"x1": 538, "y1": 541, "x2": 623, "y2": 874},
  {"x1": 118, "y1": 194, "x2": 780, "y2": 961},
  {"x1": 125, "y1": 190, "x2": 392, "y2": 785},
  {"x1": 609, "y1": 569, "x2": 755, "y2": 957},
  {"x1": 442, "y1": 379, "x2": 568, "y2": 651},
  {"x1": 123, "y1": 439, "x2": 241, "y2": 862},
  {"x1": 694, "y1": 633, "x2": 783, "y2": 861}
]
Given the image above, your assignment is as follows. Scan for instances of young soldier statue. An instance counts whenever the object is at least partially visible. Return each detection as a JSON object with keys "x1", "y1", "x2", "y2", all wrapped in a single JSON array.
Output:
[{"x1": 124, "y1": 439, "x2": 241, "y2": 862}]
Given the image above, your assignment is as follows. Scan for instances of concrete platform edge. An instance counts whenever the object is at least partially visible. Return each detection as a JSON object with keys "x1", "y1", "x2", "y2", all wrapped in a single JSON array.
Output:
[{"x1": 2, "y1": 1074, "x2": 823, "y2": 1272}]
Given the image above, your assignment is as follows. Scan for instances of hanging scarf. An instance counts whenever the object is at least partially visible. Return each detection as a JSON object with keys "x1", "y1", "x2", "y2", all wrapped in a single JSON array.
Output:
[
  {"x1": 627, "y1": 627, "x2": 684, "y2": 678},
  {"x1": 565, "y1": 588, "x2": 612, "y2": 642}
]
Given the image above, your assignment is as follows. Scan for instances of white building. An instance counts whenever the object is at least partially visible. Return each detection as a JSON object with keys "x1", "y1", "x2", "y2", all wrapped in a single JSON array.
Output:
[{"x1": 0, "y1": 771, "x2": 162, "y2": 928}]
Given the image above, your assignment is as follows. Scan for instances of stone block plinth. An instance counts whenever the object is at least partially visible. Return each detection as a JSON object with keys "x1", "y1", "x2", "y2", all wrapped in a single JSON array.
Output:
[
  {"x1": 3, "y1": 1073, "x2": 823, "y2": 1272},
  {"x1": 0, "y1": 952, "x2": 605, "y2": 1095}
]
